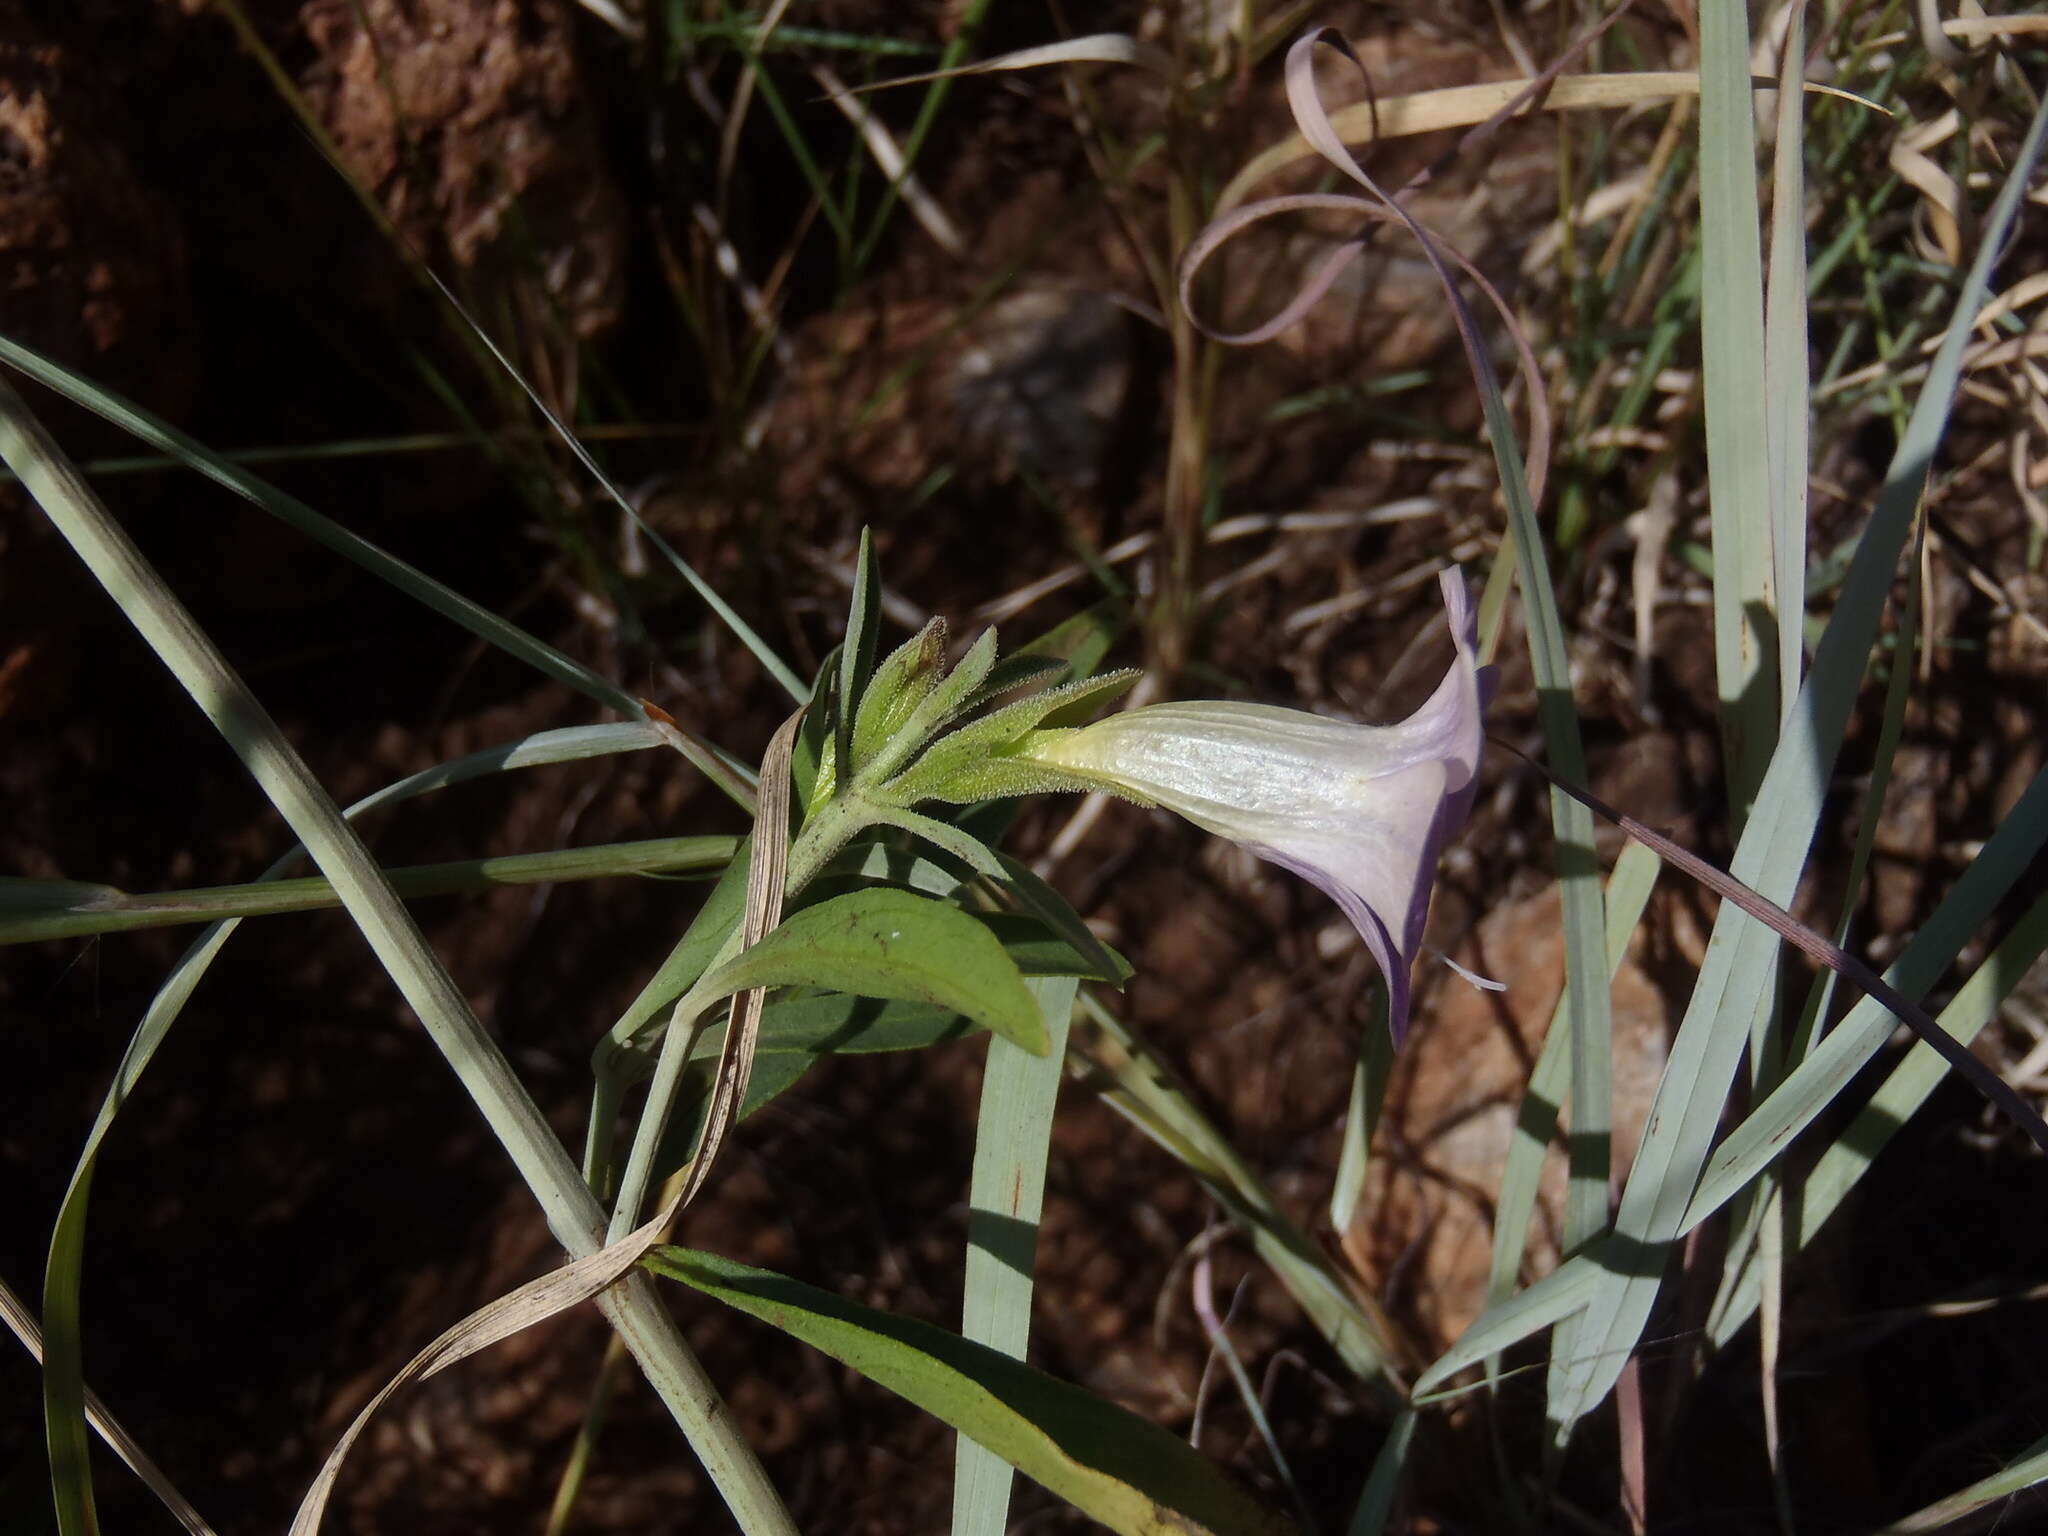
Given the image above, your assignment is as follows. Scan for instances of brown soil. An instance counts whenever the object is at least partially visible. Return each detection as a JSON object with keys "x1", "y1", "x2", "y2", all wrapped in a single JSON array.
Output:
[{"x1": 5, "y1": 3, "x2": 2048, "y2": 1534}]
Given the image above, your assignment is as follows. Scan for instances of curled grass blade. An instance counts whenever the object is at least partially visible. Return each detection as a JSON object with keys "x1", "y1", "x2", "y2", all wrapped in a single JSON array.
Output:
[
  {"x1": 1213, "y1": 73, "x2": 1881, "y2": 216},
  {"x1": 289, "y1": 1192, "x2": 700, "y2": 1536},
  {"x1": 1207, "y1": 26, "x2": 1611, "y2": 1272}
]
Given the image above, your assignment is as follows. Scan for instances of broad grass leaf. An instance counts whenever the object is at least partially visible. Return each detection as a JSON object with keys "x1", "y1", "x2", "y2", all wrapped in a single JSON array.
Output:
[{"x1": 697, "y1": 888, "x2": 1050, "y2": 1055}]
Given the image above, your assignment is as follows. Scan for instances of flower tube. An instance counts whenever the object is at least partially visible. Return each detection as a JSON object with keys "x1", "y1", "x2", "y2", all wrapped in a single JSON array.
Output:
[{"x1": 1018, "y1": 569, "x2": 1492, "y2": 1043}]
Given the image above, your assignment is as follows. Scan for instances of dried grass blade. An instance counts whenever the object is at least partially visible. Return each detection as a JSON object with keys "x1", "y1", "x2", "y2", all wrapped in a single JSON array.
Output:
[
  {"x1": 858, "y1": 34, "x2": 1177, "y2": 94},
  {"x1": 1215, "y1": 72, "x2": 1882, "y2": 216},
  {"x1": 0, "y1": 1276, "x2": 217, "y2": 1536},
  {"x1": 288, "y1": 1194, "x2": 695, "y2": 1536},
  {"x1": 608, "y1": 710, "x2": 802, "y2": 1238}
]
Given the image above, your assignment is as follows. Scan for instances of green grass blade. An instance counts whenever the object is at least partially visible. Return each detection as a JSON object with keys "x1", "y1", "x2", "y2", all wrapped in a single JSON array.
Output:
[
  {"x1": 1346, "y1": 1410, "x2": 1418, "y2": 1536},
  {"x1": 1705, "y1": 885, "x2": 2048, "y2": 1347},
  {"x1": 1876, "y1": 1431, "x2": 2048, "y2": 1534},
  {"x1": 1486, "y1": 841, "x2": 1660, "y2": 1337},
  {"x1": 0, "y1": 1277, "x2": 217, "y2": 1536},
  {"x1": 32, "y1": 718, "x2": 671, "y2": 1534},
  {"x1": 0, "y1": 376, "x2": 797, "y2": 1536},
  {"x1": 1684, "y1": 764, "x2": 2048, "y2": 1233},
  {"x1": 1329, "y1": 985, "x2": 1394, "y2": 1233},
  {"x1": 0, "y1": 333, "x2": 638, "y2": 718},
  {"x1": 1464, "y1": 247, "x2": 1610, "y2": 1422},
  {"x1": 1763, "y1": 6, "x2": 1811, "y2": 715},
  {"x1": 411, "y1": 270, "x2": 810, "y2": 705},
  {"x1": 645, "y1": 1246, "x2": 1298, "y2": 1536},
  {"x1": 0, "y1": 835, "x2": 735, "y2": 944},
  {"x1": 1412, "y1": 1255, "x2": 1605, "y2": 1398},
  {"x1": 1530, "y1": 85, "x2": 2048, "y2": 1438},
  {"x1": 952, "y1": 977, "x2": 1079, "y2": 1536},
  {"x1": 1748, "y1": 23, "x2": 1812, "y2": 1461},
  {"x1": 1698, "y1": 0, "x2": 1781, "y2": 818}
]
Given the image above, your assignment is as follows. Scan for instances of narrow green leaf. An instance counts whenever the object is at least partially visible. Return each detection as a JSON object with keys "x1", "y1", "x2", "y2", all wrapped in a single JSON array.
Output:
[
  {"x1": 1346, "y1": 1410, "x2": 1418, "y2": 1536},
  {"x1": 645, "y1": 1247, "x2": 1298, "y2": 1536},
  {"x1": 598, "y1": 846, "x2": 753, "y2": 1064},
  {"x1": 838, "y1": 528, "x2": 883, "y2": 773},
  {"x1": 1329, "y1": 984, "x2": 1394, "y2": 1234},
  {"x1": 0, "y1": 334, "x2": 637, "y2": 719},
  {"x1": 1683, "y1": 765, "x2": 2048, "y2": 1234},
  {"x1": 0, "y1": 375, "x2": 797, "y2": 1536},
  {"x1": 1877, "y1": 1431, "x2": 2048, "y2": 1532},
  {"x1": 1698, "y1": 0, "x2": 1781, "y2": 818},
  {"x1": 0, "y1": 836, "x2": 735, "y2": 945},
  {"x1": 793, "y1": 647, "x2": 842, "y2": 812},
  {"x1": 697, "y1": 889, "x2": 1049, "y2": 1056},
  {"x1": 1008, "y1": 598, "x2": 1124, "y2": 681},
  {"x1": 886, "y1": 671, "x2": 1141, "y2": 805},
  {"x1": 1536, "y1": 86, "x2": 2048, "y2": 1435},
  {"x1": 1705, "y1": 885, "x2": 2048, "y2": 1348},
  {"x1": 753, "y1": 993, "x2": 981, "y2": 1056},
  {"x1": 954, "y1": 978, "x2": 1079, "y2": 1536},
  {"x1": 990, "y1": 855, "x2": 1132, "y2": 986},
  {"x1": 975, "y1": 912, "x2": 1130, "y2": 984},
  {"x1": 886, "y1": 627, "x2": 1001, "y2": 764},
  {"x1": 851, "y1": 619, "x2": 948, "y2": 773}
]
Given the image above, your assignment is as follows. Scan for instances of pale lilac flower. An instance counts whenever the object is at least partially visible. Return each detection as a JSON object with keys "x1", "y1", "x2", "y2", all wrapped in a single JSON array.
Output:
[{"x1": 1019, "y1": 570, "x2": 1493, "y2": 1044}]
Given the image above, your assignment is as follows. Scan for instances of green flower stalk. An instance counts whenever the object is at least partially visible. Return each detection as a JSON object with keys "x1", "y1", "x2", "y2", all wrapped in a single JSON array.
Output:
[{"x1": 1013, "y1": 571, "x2": 1492, "y2": 1043}]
